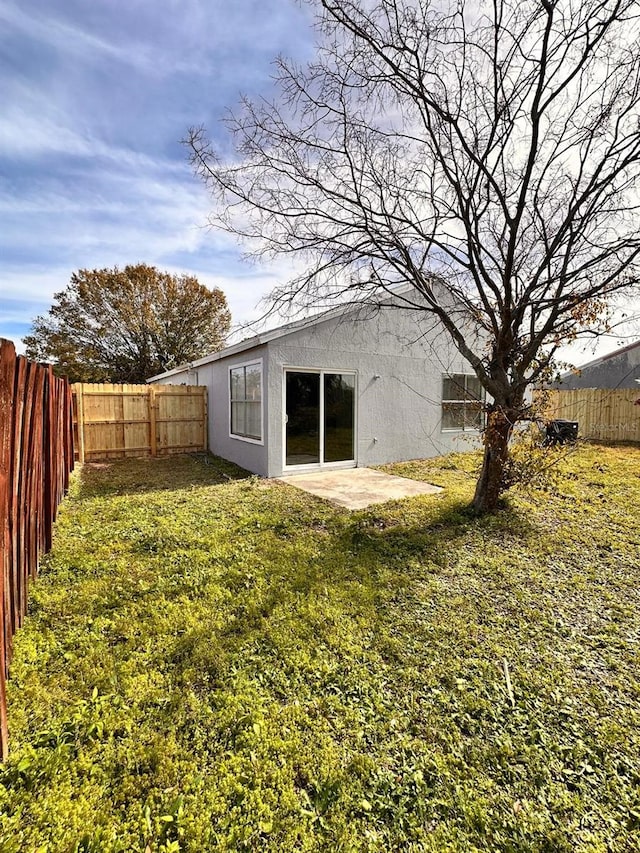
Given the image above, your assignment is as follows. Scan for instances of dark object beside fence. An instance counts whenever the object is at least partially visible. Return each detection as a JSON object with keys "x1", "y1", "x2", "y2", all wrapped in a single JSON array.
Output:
[
  {"x1": 0, "y1": 339, "x2": 74, "y2": 759},
  {"x1": 545, "y1": 418, "x2": 579, "y2": 445}
]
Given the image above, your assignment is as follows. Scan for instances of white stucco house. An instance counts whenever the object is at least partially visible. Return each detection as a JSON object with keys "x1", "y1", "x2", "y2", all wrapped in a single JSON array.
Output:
[{"x1": 147, "y1": 293, "x2": 485, "y2": 477}]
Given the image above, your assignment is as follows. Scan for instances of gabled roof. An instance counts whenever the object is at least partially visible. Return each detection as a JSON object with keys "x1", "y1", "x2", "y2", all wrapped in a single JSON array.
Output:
[
  {"x1": 146, "y1": 293, "x2": 392, "y2": 383},
  {"x1": 559, "y1": 338, "x2": 640, "y2": 378},
  {"x1": 147, "y1": 282, "x2": 431, "y2": 382}
]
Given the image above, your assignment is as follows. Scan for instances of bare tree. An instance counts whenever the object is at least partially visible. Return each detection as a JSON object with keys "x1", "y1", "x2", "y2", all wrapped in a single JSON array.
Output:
[{"x1": 188, "y1": 0, "x2": 640, "y2": 511}]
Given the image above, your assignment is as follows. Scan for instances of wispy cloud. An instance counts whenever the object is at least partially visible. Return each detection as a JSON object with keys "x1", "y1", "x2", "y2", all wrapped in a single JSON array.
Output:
[
  {"x1": 0, "y1": 0, "x2": 316, "y2": 351},
  {"x1": 0, "y1": 1, "x2": 161, "y2": 75}
]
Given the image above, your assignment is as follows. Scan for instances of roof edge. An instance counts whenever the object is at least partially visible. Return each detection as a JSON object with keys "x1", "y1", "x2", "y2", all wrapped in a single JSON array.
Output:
[
  {"x1": 559, "y1": 338, "x2": 640, "y2": 378},
  {"x1": 146, "y1": 293, "x2": 403, "y2": 382}
]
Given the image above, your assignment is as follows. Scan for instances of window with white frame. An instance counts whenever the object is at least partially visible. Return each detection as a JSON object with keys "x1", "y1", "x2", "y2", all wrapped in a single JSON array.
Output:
[
  {"x1": 441, "y1": 374, "x2": 485, "y2": 430},
  {"x1": 229, "y1": 361, "x2": 262, "y2": 441}
]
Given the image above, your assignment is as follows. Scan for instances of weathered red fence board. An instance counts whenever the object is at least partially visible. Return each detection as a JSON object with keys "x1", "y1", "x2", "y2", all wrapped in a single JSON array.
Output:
[{"x1": 0, "y1": 340, "x2": 74, "y2": 759}]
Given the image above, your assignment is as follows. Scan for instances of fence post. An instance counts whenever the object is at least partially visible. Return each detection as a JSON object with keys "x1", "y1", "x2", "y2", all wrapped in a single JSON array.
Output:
[
  {"x1": 203, "y1": 387, "x2": 209, "y2": 452},
  {"x1": 75, "y1": 384, "x2": 86, "y2": 464},
  {"x1": 149, "y1": 386, "x2": 158, "y2": 457}
]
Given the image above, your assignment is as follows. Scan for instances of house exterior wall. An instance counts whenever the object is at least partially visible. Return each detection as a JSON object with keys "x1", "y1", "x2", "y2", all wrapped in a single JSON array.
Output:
[
  {"x1": 555, "y1": 344, "x2": 640, "y2": 390},
  {"x1": 197, "y1": 345, "x2": 270, "y2": 475},
  {"x1": 149, "y1": 303, "x2": 484, "y2": 477},
  {"x1": 265, "y1": 305, "x2": 483, "y2": 477}
]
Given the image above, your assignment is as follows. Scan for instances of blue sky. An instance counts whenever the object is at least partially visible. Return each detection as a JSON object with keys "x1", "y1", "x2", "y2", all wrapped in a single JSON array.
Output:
[
  {"x1": 0, "y1": 0, "x2": 314, "y2": 349},
  {"x1": 0, "y1": 0, "x2": 634, "y2": 365}
]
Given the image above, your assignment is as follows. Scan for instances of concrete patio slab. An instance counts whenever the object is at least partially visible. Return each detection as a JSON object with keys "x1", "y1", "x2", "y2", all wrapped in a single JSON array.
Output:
[{"x1": 277, "y1": 467, "x2": 442, "y2": 510}]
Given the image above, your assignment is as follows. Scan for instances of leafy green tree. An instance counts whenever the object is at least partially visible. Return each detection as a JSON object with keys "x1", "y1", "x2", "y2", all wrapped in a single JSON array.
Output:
[{"x1": 24, "y1": 265, "x2": 231, "y2": 383}]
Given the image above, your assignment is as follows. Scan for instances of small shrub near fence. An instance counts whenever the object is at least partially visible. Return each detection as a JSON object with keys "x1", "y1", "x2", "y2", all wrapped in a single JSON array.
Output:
[{"x1": 0, "y1": 340, "x2": 74, "y2": 759}]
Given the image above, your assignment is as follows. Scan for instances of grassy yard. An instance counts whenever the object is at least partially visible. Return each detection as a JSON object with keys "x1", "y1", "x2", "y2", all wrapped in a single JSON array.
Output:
[{"x1": 1, "y1": 445, "x2": 639, "y2": 852}]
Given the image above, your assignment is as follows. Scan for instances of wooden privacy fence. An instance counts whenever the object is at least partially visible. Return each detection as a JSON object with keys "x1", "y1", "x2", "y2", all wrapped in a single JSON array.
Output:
[
  {"x1": 0, "y1": 339, "x2": 74, "y2": 759},
  {"x1": 540, "y1": 388, "x2": 640, "y2": 443},
  {"x1": 73, "y1": 383, "x2": 208, "y2": 462}
]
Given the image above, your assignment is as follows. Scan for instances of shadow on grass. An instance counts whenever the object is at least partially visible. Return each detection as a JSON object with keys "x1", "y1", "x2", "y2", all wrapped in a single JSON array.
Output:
[
  {"x1": 224, "y1": 485, "x2": 540, "y2": 630},
  {"x1": 156, "y1": 496, "x2": 541, "y2": 694},
  {"x1": 334, "y1": 496, "x2": 538, "y2": 575},
  {"x1": 264, "y1": 469, "x2": 539, "y2": 600},
  {"x1": 76, "y1": 452, "x2": 251, "y2": 498}
]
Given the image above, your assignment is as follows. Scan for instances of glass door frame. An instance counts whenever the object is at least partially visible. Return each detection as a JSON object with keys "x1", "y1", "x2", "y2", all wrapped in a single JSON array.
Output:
[{"x1": 282, "y1": 367, "x2": 357, "y2": 472}]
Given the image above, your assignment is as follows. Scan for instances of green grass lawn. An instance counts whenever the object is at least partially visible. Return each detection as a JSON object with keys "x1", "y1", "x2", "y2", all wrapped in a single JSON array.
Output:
[{"x1": 1, "y1": 445, "x2": 640, "y2": 852}]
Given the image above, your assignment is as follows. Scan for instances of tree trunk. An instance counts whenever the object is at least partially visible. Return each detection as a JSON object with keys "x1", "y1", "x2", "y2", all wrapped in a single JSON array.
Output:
[{"x1": 472, "y1": 408, "x2": 513, "y2": 513}]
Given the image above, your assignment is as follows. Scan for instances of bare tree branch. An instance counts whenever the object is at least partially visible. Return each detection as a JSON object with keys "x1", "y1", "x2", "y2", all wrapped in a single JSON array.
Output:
[{"x1": 186, "y1": 0, "x2": 640, "y2": 510}]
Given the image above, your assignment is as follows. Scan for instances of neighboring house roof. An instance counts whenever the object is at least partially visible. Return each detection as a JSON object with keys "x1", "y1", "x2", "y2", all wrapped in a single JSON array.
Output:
[
  {"x1": 554, "y1": 339, "x2": 640, "y2": 390},
  {"x1": 147, "y1": 284, "x2": 422, "y2": 383},
  {"x1": 566, "y1": 339, "x2": 640, "y2": 373}
]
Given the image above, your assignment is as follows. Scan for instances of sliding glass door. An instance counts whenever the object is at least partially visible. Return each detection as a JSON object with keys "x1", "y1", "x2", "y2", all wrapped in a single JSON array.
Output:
[
  {"x1": 323, "y1": 373, "x2": 355, "y2": 463},
  {"x1": 285, "y1": 372, "x2": 321, "y2": 465},
  {"x1": 285, "y1": 370, "x2": 355, "y2": 468}
]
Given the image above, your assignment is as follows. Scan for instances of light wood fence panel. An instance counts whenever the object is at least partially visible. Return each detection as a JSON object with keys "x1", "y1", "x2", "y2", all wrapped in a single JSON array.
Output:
[
  {"x1": 73, "y1": 384, "x2": 207, "y2": 462},
  {"x1": 539, "y1": 388, "x2": 640, "y2": 443}
]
